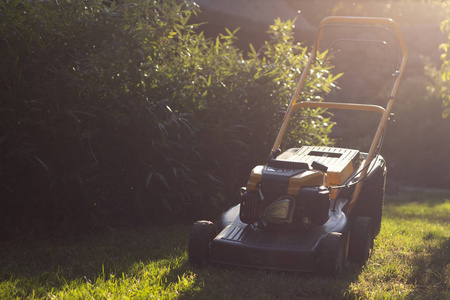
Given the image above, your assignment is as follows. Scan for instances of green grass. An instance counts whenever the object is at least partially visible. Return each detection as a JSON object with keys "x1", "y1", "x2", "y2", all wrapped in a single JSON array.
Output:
[{"x1": 1, "y1": 192, "x2": 449, "y2": 299}]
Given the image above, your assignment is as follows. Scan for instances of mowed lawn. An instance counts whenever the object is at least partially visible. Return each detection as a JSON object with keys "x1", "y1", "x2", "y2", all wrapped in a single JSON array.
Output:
[{"x1": 1, "y1": 192, "x2": 449, "y2": 299}]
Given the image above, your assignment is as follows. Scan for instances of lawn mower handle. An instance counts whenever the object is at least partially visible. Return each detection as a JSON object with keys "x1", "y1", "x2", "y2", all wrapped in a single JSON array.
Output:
[
  {"x1": 271, "y1": 16, "x2": 408, "y2": 214},
  {"x1": 314, "y1": 16, "x2": 408, "y2": 61}
]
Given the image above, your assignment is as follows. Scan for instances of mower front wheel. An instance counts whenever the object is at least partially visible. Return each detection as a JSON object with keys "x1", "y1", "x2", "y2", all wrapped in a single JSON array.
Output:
[
  {"x1": 188, "y1": 220, "x2": 217, "y2": 268},
  {"x1": 317, "y1": 232, "x2": 345, "y2": 277},
  {"x1": 349, "y1": 216, "x2": 374, "y2": 265}
]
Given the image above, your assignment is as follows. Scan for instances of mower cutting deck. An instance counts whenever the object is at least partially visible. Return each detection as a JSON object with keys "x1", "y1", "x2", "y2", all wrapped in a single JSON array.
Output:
[
  {"x1": 188, "y1": 17, "x2": 407, "y2": 277},
  {"x1": 209, "y1": 197, "x2": 348, "y2": 273}
]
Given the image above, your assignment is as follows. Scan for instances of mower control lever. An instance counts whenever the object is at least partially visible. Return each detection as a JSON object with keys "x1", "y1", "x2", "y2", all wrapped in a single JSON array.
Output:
[{"x1": 312, "y1": 161, "x2": 328, "y2": 173}]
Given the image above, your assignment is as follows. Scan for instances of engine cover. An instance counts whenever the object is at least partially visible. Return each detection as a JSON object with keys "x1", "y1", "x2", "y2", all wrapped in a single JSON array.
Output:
[
  {"x1": 241, "y1": 161, "x2": 329, "y2": 226},
  {"x1": 296, "y1": 186, "x2": 330, "y2": 225},
  {"x1": 246, "y1": 165, "x2": 326, "y2": 196}
]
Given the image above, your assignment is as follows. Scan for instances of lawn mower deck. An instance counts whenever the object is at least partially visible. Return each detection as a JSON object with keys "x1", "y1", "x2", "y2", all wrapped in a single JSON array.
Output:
[{"x1": 209, "y1": 198, "x2": 348, "y2": 272}]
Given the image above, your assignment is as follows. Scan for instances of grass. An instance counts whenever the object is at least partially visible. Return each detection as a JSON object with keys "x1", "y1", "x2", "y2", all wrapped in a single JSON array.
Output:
[{"x1": 0, "y1": 192, "x2": 449, "y2": 299}]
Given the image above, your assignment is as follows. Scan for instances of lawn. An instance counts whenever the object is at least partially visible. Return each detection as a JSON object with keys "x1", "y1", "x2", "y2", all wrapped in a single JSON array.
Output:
[{"x1": 1, "y1": 192, "x2": 449, "y2": 299}]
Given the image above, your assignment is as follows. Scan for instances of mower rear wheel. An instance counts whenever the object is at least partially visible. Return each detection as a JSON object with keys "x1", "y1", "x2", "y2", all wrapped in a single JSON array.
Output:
[
  {"x1": 349, "y1": 216, "x2": 374, "y2": 265},
  {"x1": 188, "y1": 220, "x2": 217, "y2": 267},
  {"x1": 354, "y1": 169, "x2": 385, "y2": 236},
  {"x1": 317, "y1": 232, "x2": 345, "y2": 277}
]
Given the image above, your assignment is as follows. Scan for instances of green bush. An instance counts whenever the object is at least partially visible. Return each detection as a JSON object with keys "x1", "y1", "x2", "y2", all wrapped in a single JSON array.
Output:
[
  {"x1": 434, "y1": 1, "x2": 450, "y2": 118},
  {"x1": 0, "y1": 0, "x2": 338, "y2": 237}
]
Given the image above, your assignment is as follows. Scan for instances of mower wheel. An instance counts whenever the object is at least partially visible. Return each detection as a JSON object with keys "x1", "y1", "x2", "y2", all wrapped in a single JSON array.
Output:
[
  {"x1": 188, "y1": 220, "x2": 217, "y2": 268},
  {"x1": 354, "y1": 169, "x2": 385, "y2": 236},
  {"x1": 317, "y1": 232, "x2": 345, "y2": 277},
  {"x1": 349, "y1": 216, "x2": 374, "y2": 265}
]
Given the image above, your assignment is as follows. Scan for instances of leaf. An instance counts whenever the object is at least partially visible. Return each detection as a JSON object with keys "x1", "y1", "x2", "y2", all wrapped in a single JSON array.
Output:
[
  {"x1": 32, "y1": 155, "x2": 49, "y2": 173},
  {"x1": 146, "y1": 171, "x2": 153, "y2": 187},
  {"x1": 443, "y1": 107, "x2": 450, "y2": 119},
  {"x1": 248, "y1": 43, "x2": 257, "y2": 59},
  {"x1": 168, "y1": 31, "x2": 176, "y2": 39},
  {"x1": 215, "y1": 36, "x2": 220, "y2": 55},
  {"x1": 155, "y1": 173, "x2": 170, "y2": 189}
]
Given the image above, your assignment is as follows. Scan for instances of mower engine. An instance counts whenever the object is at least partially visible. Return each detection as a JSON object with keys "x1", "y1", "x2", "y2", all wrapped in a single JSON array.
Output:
[
  {"x1": 240, "y1": 162, "x2": 330, "y2": 228},
  {"x1": 240, "y1": 146, "x2": 362, "y2": 228}
]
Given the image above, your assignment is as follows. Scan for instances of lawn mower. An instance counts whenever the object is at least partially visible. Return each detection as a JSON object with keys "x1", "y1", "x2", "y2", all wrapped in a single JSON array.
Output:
[{"x1": 188, "y1": 16, "x2": 407, "y2": 277}]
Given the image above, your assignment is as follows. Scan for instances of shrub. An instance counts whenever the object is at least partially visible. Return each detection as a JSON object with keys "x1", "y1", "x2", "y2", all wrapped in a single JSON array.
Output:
[
  {"x1": 0, "y1": 0, "x2": 338, "y2": 237},
  {"x1": 434, "y1": 1, "x2": 450, "y2": 118}
]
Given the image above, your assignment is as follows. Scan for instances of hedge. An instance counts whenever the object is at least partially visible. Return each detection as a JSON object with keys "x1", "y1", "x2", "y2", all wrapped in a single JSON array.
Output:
[{"x1": 0, "y1": 0, "x2": 338, "y2": 237}]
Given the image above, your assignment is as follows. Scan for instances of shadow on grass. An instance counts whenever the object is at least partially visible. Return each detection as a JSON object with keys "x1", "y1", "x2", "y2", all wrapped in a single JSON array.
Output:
[
  {"x1": 177, "y1": 262, "x2": 365, "y2": 300},
  {"x1": 406, "y1": 236, "x2": 450, "y2": 300},
  {"x1": 0, "y1": 225, "x2": 191, "y2": 297},
  {"x1": 178, "y1": 194, "x2": 450, "y2": 300},
  {"x1": 0, "y1": 224, "x2": 379, "y2": 299},
  {"x1": 1, "y1": 223, "x2": 364, "y2": 299},
  {"x1": 3, "y1": 193, "x2": 448, "y2": 300},
  {"x1": 383, "y1": 193, "x2": 450, "y2": 299}
]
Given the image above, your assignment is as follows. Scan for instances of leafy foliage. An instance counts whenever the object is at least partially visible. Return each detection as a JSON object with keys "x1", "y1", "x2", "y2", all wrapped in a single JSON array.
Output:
[
  {"x1": 435, "y1": 1, "x2": 450, "y2": 118},
  {"x1": 0, "y1": 0, "x2": 337, "y2": 237}
]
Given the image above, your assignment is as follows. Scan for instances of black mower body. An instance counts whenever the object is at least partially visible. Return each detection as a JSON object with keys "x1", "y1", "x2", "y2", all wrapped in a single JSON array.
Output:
[
  {"x1": 206, "y1": 147, "x2": 386, "y2": 273},
  {"x1": 211, "y1": 200, "x2": 348, "y2": 272}
]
